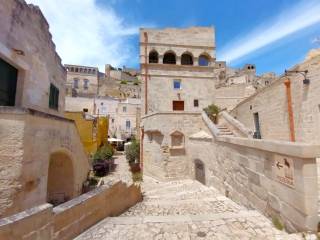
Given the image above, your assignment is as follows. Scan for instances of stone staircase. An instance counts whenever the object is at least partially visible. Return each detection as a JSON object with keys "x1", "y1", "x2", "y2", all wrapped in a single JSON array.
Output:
[
  {"x1": 75, "y1": 176, "x2": 304, "y2": 239},
  {"x1": 217, "y1": 124, "x2": 234, "y2": 137}
]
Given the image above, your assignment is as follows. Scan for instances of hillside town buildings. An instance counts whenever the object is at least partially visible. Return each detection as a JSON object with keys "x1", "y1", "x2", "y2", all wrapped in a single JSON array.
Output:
[{"x1": 1, "y1": 0, "x2": 320, "y2": 239}]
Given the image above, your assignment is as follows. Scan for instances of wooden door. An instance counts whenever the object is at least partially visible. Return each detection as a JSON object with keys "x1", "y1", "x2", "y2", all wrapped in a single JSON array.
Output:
[{"x1": 173, "y1": 100, "x2": 184, "y2": 111}]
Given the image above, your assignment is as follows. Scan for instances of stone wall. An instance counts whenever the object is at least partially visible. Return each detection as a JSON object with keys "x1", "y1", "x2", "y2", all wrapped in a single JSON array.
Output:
[
  {"x1": 0, "y1": 0, "x2": 66, "y2": 116},
  {"x1": 142, "y1": 112, "x2": 207, "y2": 180},
  {"x1": 0, "y1": 107, "x2": 90, "y2": 217},
  {"x1": 231, "y1": 54, "x2": 320, "y2": 144},
  {"x1": 187, "y1": 113, "x2": 320, "y2": 232},
  {"x1": 0, "y1": 182, "x2": 142, "y2": 240},
  {"x1": 215, "y1": 84, "x2": 256, "y2": 110}
]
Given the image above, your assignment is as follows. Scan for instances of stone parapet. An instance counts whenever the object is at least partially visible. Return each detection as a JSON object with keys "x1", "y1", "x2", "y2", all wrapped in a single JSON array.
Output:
[
  {"x1": 0, "y1": 181, "x2": 142, "y2": 240},
  {"x1": 192, "y1": 115, "x2": 320, "y2": 232}
]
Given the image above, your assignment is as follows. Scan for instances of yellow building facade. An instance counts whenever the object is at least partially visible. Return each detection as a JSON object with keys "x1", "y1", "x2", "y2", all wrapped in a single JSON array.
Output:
[{"x1": 65, "y1": 112, "x2": 109, "y2": 155}]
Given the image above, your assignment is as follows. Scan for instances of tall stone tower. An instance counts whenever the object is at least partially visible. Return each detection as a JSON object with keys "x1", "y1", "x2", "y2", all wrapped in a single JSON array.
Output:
[{"x1": 140, "y1": 27, "x2": 217, "y2": 180}]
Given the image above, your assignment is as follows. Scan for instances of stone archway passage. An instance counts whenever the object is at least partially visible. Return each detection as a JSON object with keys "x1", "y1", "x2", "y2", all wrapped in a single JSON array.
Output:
[
  {"x1": 195, "y1": 159, "x2": 205, "y2": 185},
  {"x1": 47, "y1": 152, "x2": 75, "y2": 206}
]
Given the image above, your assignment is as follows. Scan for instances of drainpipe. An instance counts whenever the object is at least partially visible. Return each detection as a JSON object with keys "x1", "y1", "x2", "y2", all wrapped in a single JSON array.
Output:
[
  {"x1": 144, "y1": 32, "x2": 148, "y2": 115},
  {"x1": 284, "y1": 78, "x2": 295, "y2": 142},
  {"x1": 140, "y1": 127, "x2": 144, "y2": 172}
]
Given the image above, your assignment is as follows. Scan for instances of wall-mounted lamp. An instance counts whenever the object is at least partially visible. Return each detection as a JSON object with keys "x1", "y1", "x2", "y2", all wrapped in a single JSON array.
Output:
[{"x1": 285, "y1": 70, "x2": 309, "y2": 85}]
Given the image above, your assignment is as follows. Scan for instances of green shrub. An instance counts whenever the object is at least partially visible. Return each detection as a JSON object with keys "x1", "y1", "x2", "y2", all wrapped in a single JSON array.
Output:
[
  {"x1": 93, "y1": 144, "x2": 114, "y2": 163},
  {"x1": 120, "y1": 80, "x2": 128, "y2": 84},
  {"x1": 133, "y1": 80, "x2": 140, "y2": 85},
  {"x1": 126, "y1": 140, "x2": 140, "y2": 164},
  {"x1": 204, "y1": 104, "x2": 220, "y2": 124},
  {"x1": 272, "y1": 216, "x2": 284, "y2": 231}
]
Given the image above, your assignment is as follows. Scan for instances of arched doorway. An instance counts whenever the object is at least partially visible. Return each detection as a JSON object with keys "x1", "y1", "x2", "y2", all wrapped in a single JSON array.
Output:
[
  {"x1": 194, "y1": 159, "x2": 205, "y2": 185},
  {"x1": 47, "y1": 151, "x2": 75, "y2": 206}
]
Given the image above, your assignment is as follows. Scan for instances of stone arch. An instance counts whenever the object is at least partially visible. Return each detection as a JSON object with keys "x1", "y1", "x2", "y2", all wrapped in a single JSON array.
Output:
[
  {"x1": 194, "y1": 159, "x2": 206, "y2": 184},
  {"x1": 47, "y1": 150, "x2": 75, "y2": 206},
  {"x1": 163, "y1": 51, "x2": 176, "y2": 64},
  {"x1": 149, "y1": 50, "x2": 159, "y2": 63},
  {"x1": 198, "y1": 53, "x2": 211, "y2": 66},
  {"x1": 181, "y1": 52, "x2": 193, "y2": 65}
]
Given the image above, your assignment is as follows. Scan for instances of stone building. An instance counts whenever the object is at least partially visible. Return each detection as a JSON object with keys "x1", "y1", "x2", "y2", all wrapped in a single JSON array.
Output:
[
  {"x1": 140, "y1": 27, "x2": 320, "y2": 232},
  {"x1": 65, "y1": 64, "x2": 99, "y2": 97},
  {"x1": 99, "y1": 64, "x2": 141, "y2": 99},
  {"x1": 140, "y1": 27, "x2": 218, "y2": 179},
  {"x1": 215, "y1": 63, "x2": 277, "y2": 110},
  {"x1": 0, "y1": 0, "x2": 89, "y2": 217},
  {"x1": 231, "y1": 50, "x2": 320, "y2": 143},
  {"x1": 65, "y1": 96, "x2": 141, "y2": 140}
]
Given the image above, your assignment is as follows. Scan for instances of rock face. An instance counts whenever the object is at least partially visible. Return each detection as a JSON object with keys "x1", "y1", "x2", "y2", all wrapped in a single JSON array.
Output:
[{"x1": 75, "y1": 176, "x2": 304, "y2": 239}]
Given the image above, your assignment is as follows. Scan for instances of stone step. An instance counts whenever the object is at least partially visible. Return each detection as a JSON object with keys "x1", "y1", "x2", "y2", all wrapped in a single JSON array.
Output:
[
  {"x1": 122, "y1": 197, "x2": 246, "y2": 217},
  {"x1": 99, "y1": 210, "x2": 263, "y2": 225}
]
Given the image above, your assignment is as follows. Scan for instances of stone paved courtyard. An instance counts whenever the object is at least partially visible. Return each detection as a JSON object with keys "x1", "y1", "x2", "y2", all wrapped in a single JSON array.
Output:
[{"x1": 75, "y1": 172, "x2": 307, "y2": 240}]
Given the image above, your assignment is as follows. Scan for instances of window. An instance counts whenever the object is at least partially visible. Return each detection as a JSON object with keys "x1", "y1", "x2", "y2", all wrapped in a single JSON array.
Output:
[
  {"x1": 126, "y1": 120, "x2": 131, "y2": 130},
  {"x1": 173, "y1": 80, "x2": 181, "y2": 89},
  {"x1": 163, "y1": 51, "x2": 176, "y2": 64},
  {"x1": 181, "y1": 53, "x2": 193, "y2": 65},
  {"x1": 253, "y1": 112, "x2": 261, "y2": 139},
  {"x1": 149, "y1": 50, "x2": 159, "y2": 63},
  {"x1": 73, "y1": 78, "x2": 79, "y2": 89},
  {"x1": 111, "y1": 118, "x2": 114, "y2": 123},
  {"x1": 194, "y1": 99, "x2": 199, "y2": 107},
  {"x1": 173, "y1": 101, "x2": 184, "y2": 111},
  {"x1": 49, "y1": 83, "x2": 59, "y2": 110},
  {"x1": 198, "y1": 54, "x2": 210, "y2": 66},
  {"x1": 123, "y1": 106, "x2": 127, "y2": 112},
  {"x1": 0, "y1": 58, "x2": 18, "y2": 106},
  {"x1": 83, "y1": 79, "x2": 89, "y2": 90}
]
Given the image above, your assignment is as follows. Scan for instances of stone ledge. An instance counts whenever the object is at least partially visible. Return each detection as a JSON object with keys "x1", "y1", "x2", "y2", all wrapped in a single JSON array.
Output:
[
  {"x1": 0, "y1": 106, "x2": 74, "y2": 123},
  {"x1": 0, "y1": 203, "x2": 52, "y2": 227},
  {"x1": 217, "y1": 136, "x2": 320, "y2": 158},
  {"x1": 142, "y1": 111, "x2": 201, "y2": 120}
]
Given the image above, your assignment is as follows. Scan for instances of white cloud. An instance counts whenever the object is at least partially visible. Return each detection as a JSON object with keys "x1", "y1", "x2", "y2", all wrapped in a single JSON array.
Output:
[
  {"x1": 219, "y1": 0, "x2": 320, "y2": 63},
  {"x1": 25, "y1": 0, "x2": 147, "y2": 70}
]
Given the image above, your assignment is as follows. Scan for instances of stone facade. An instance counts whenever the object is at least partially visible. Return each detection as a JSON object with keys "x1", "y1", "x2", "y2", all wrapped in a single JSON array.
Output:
[
  {"x1": 140, "y1": 27, "x2": 217, "y2": 114},
  {"x1": 0, "y1": 0, "x2": 65, "y2": 117},
  {"x1": 231, "y1": 52, "x2": 320, "y2": 143},
  {"x1": 65, "y1": 64, "x2": 99, "y2": 97},
  {"x1": 65, "y1": 96, "x2": 141, "y2": 140},
  {"x1": 0, "y1": 108, "x2": 90, "y2": 217},
  {"x1": 0, "y1": 0, "x2": 90, "y2": 217}
]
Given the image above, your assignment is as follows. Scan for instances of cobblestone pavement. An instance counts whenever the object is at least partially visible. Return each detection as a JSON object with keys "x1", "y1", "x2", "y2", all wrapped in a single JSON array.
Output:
[
  {"x1": 101, "y1": 153, "x2": 133, "y2": 186},
  {"x1": 75, "y1": 175, "x2": 307, "y2": 240}
]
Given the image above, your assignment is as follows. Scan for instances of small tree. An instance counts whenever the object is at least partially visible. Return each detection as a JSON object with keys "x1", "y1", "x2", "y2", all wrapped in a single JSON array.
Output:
[
  {"x1": 120, "y1": 80, "x2": 128, "y2": 84},
  {"x1": 93, "y1": 144, "x2": 114, "y2": 163},
  {"x1": 125, "y1": 139, "x2": 140, "y2": 164}
]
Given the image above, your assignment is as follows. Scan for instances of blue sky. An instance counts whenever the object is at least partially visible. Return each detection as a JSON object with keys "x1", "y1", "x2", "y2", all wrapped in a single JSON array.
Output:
[{"x1": 27, "y1": 0, "x2": 320, "y2": 75}]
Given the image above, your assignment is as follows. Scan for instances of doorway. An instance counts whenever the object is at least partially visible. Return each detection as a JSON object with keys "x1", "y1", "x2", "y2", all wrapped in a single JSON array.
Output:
[
  {"x1": 195, "y1": 159, "x2": 205, "y2": 185},
  {"x1": 253, "y1": 112, "x2": 261, "y2": 139}
]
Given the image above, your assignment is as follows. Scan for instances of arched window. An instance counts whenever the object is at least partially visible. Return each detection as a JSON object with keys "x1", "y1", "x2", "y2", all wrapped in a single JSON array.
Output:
[
  {"x1": 198, "y1": 54, "x2": 210, "y2": 66},
  {"x1": 163, "y1": 51, "x2": 176, "y2": 64},
  {"x1": 149, "y1": 50, "x2": 159, "y2": 63},
  {"x1": 181, "y1": 53, "x2": 193, "y2": 65}
]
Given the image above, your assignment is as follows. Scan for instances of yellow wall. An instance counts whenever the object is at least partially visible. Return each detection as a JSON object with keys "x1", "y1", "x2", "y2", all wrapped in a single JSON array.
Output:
[{"x1": 65, "y1": 112, "x2": 109, "y2": 155}]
